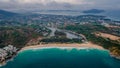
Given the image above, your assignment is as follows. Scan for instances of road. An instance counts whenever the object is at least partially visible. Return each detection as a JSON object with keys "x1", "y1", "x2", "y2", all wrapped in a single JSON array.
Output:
[{"x1": 47, "y1": 27, "x2": 87, "y2": 42}]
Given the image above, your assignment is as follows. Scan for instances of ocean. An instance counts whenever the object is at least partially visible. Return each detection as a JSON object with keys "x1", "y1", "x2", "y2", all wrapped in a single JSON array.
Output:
[
  {"x1": 34, "y1": 10, "x2": 120, "y2": 21},
  {"x1": 1, "y1": 48, "x2": 120, "y2": 68}
]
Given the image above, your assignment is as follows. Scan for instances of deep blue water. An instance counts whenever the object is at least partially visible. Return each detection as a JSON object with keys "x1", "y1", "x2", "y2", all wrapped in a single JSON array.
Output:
[{"x1": 1, "y1": 48, "x2": 120, "y2": 68}]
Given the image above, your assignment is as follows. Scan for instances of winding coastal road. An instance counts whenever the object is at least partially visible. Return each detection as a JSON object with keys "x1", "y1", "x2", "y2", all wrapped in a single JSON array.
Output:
[{"x1": 47, "y1": 27, "x2": 87, "y2": 42}]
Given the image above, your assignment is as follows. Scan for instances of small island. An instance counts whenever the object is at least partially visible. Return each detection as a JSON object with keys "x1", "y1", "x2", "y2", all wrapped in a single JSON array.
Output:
[{"x1": 83, "y1": 9, "x2": 105, "y2": 14}]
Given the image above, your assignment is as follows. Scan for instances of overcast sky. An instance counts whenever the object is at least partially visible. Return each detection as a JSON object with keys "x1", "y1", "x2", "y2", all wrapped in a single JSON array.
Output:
[{"x1": 0, "y1": 0, "x2": 120, "y2": 12}]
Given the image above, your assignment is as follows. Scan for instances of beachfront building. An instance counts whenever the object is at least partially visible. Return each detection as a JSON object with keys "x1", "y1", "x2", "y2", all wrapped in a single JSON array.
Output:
[{"x1": 0, "y1": 45, "x2": 17, "y2": 62}]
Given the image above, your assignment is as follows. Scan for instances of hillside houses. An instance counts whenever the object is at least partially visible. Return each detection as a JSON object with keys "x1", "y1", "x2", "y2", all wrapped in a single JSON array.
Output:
[{"x1": 0, "y1": 45, "x2": 17, "y2": 63}]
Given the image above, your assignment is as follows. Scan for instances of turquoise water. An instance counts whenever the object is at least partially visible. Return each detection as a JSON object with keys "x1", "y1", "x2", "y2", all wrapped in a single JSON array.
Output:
[{"x1": 1, "y1": 48, "x2": 120, "y2": 68}]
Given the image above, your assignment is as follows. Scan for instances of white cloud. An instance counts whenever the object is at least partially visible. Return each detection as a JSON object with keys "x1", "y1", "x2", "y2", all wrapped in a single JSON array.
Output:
[
  {"x1": 0, "y1": 0, "x2": 92, "y2": 4},
  {"x1": 0, "y1": 0, "x2": 120, "y2": 11}
]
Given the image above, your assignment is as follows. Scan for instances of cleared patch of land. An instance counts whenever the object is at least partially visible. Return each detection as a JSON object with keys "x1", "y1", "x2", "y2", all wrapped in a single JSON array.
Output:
[
  {"x1": 95, "y1": 32, "x2": 120, "y2": 41},
  {"x1": 106, "y1": 25, "x2": 120, "y2": 28}
]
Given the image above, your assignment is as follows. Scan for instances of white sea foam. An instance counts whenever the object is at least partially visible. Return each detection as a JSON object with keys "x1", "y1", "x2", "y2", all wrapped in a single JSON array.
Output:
[
  {"x1": 22, "y1": 47, "x2": 96, "y2": 52},
  {"x1": 32, "y1": 47, "x2": 89, "y2": 50}
]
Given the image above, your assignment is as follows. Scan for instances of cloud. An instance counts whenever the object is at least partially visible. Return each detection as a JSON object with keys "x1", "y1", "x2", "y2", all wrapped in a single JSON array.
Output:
[
  {"x1": 0, "y1": 0, "x2": 88, "y2": 4},
  {"x1": 0, "y1": 0, "x2": 120, "y2": 12}
]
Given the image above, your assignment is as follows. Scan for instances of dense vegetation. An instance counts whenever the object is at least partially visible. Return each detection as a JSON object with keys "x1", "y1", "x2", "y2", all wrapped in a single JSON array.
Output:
[
  {"x1": 0, "y1": 27, "x2": 39, "y2": 48},
  {"x1": 0, "y1": 21, "x2": 51, "y2": 49},
  {"x1": 54, "y1": 30, "x2": 66, "y2": 38},
  {"x1": 61, "y1": 24, "x2": 120, "y2": 56},
  {"x1": 40, "y1": 37, "x2": 82, "y2": 44}
]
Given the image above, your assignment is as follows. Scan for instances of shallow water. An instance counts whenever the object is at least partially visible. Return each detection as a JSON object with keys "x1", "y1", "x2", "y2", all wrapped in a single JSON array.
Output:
[{"x1": 1, "y1": 48, "x2": 120, "y2": 68}]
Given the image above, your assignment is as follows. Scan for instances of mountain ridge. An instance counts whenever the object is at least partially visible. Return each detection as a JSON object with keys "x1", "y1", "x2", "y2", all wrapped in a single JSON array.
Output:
[{"x1": 0, "y1": 9, "x2": 18, "y2": 16}]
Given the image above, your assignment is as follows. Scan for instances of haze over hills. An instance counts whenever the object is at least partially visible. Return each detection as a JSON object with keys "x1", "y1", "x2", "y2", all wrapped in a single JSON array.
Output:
[{"x1": 0, "y1": 9, "x2": 17, "y2": 16}]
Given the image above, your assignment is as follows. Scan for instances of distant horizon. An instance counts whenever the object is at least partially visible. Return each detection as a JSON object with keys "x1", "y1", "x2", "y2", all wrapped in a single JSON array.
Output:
[
  {"x1": 0, "y1": 0, "x2": 120, "y2": 12},
  {"x1": 1, "y1": 8, "x2": 120, "y2": 21}
]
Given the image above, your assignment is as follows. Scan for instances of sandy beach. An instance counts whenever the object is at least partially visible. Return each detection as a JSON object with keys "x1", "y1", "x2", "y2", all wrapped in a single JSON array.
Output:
[{"x1": 21, "y1": 42, "x2": 104, "y2": 51}]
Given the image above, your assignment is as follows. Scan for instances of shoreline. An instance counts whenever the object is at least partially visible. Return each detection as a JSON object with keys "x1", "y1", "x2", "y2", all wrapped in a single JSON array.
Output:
[
  {"x1": 20, "y1": 42, "x2": 120, "y2": 60},
  {"x1": 0, "y1": 54, "x2": 17, "y2": 67},
  {"x1": 0, "y1": 42, "x2": 105, "y2": 67},
  {"x1": 110, "y1": 54, "x2": 120, "y2": 60},
  {"x1": 20, "y1": 42, "x2": 104, "y2": 52},
  {"x1": 1, "y1": 42, "x2": 120, "y2": 67}
]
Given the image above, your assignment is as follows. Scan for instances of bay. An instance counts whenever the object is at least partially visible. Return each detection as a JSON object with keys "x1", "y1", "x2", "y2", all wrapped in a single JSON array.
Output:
[{"x1": 1, "y1": 48, "x2": 120, "y2": 68}]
